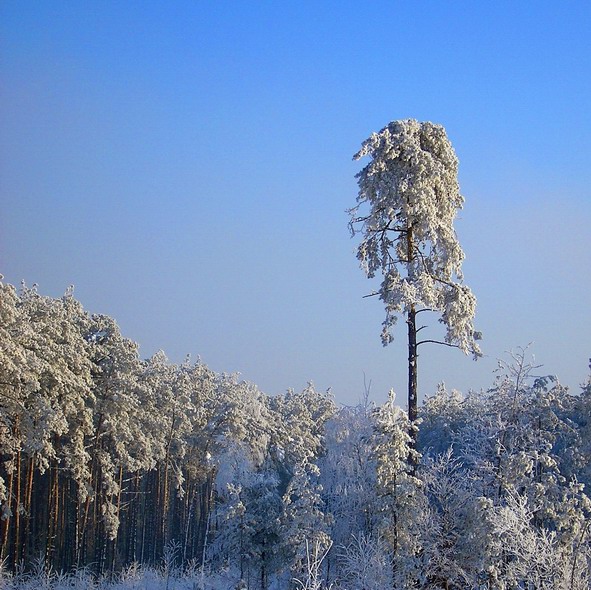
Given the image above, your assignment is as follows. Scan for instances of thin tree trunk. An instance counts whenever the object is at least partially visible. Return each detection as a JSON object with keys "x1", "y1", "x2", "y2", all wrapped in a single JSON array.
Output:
[
  {"x1": 154, "y1": 465, "x2": 162, "y2": 562},
  {"x1": 130, "y1": 471, "x2": 140, "y2": 563},
  {"x1": 77, "y1": 496, "x2": 91, "y2": 567},
  {"x1": 61, "y1": 479, "x2": 69, "y2": 569},
  {"x1": 110, "y1": 465, "x2": 124, "y2": 571},
  {"x1": 1, "y1": 458, "x2": 15, "y2": 562},
  {"x1": 13, "y1": 448, "x2": 22, "y2": 569},
  {"x1": 161, "y1": 413, "x2": 176, "y2": 550},
  {"x1": 45, "y1": 459, "x2": 60, "y2": 567},
  {"x1": 78, "y1": 413, "x2": 103, "y2": 566},
  {"x1": 140, "y1": 476, "x2": 145, "y2": 564},
  {"x1": 200, "y1": 479, "x2": 214, "y2": 588},
  {"x1": 406, "y1": 224, "x2": 419, "y2": 468},
  {"x1": 183, "y1": 485, "x2": 196, "y2": 562},
  {"x1": 58, "y1": 469, "x2": 67, "y2": 570},
  {"x1": 407, "y1": 304, "x2": 418, "y2": 464},
  {"x1": 407, "y1": 306, "x2": 418, "y2": 426},
  {"x1": 162, "y1": 459, "x2": 170, "y2": 546},
  {"x1": 22, "y1": 456, "x2": 34, "y2": 564}
]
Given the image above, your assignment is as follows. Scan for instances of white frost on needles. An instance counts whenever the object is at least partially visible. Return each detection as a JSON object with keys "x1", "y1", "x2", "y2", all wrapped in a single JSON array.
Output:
[{"x1": 349, "y1": 118, "x2": 481, "y2": 357}]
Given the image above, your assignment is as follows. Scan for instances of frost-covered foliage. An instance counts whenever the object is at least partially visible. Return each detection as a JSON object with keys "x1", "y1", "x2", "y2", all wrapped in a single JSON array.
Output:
[
  {"x1": 0, "y1": 557, "x2": 260, "y2": 590},
  {"x1": 1, "y1": 278, "x2": 590, "y2": 589},
  {"x1": 349, "y1": 119, "x2": 480, "y2": 356},
  {"x1": 0, "y1": 279, "x2": 337, "y2": 585},
  {"x1": 318, "y1": 403, "x2": 377, "y2": 548},
  {"x1": 371, "y1": 390, "x2": 424, "y2": 587},
  {"x1": 415, "y1": 350, "x2": 591, "y2": 589}
]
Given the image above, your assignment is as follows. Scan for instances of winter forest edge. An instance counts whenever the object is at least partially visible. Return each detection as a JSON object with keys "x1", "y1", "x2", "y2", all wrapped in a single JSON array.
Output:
[{"x1": 1, "y1": 121, "x2": 591, "y2": 589}]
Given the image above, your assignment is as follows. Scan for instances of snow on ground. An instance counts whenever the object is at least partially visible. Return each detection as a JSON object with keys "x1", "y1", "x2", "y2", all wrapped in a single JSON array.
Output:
[{"x1": 0, "y1": 564, "x2": 299, "y2": 590}]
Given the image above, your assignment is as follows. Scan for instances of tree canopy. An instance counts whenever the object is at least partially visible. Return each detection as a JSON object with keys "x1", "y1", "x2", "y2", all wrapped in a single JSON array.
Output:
[{"x1": 349, "y1": 119, "x2": 480, "y2": 356}]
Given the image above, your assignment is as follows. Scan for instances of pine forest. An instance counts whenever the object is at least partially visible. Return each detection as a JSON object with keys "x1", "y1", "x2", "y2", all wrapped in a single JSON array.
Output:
[{"x1": 1, "y1": 279, "x2": 590, "y2": 589}]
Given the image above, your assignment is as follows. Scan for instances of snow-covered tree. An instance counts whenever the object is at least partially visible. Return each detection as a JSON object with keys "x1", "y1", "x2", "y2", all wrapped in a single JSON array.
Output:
[
  {"x1": 485, "y1": 490, "x2": 590, "y2": 590},
  {"x1": 371, "y1": 390, "x2": 424, "y2": 588},
  {"x1": 0, "y1": 283, "x2": 96, "y2": 569},
  {"x1": 3, "y1": 276, "x2": 590, "y2": 587},
  {"x1": 567, "y1": 360, "x2": 591, "y2": 490},
  {"x1": 337, "y1": 532, "x2": 390, "y2": 590},
  {"x1": 418, "y1": 353, "x2": 591, "y2": 588},
  {"x1": 349, "y1": 119, "x2": 480, "y2": 433},
  {"x1": 210, "y1": 438, "x2": 278, "y2": 588},
  {"x1": 420, "y1": 449, "x2": 490, "y2": 589},
  {"x1": 319, "y1": 404, "x2": 378, "y2": 552},
  {"x1": 269, "y1": 386, "x2": 335, "y2": 582}
]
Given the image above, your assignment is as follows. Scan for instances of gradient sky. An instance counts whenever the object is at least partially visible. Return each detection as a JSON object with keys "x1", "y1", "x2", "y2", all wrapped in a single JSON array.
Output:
[{"x1": 1, "y1": 1, "x2": 590, "y2": 406}]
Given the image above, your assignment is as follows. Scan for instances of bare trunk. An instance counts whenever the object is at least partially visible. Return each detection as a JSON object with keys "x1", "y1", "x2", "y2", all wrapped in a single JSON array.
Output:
[
  {"x1": 45, "y1": 459, "x2": 60, "y2": 567},
  {"x1": 406, "y1": 225, "x2": 418, "y2": 467},
  {"x1": 22, "y1": 456, "x2": 34, "y2": 563},
  {"x1": 13, "y1": 449, "x2": 21, "y2": 569},
  {"x1": 1, "y1": 460, "x2": 15, "y2": 562},
  {"x1": 161, "y1": 413, "x2": 176, "y2": 550},
  {"x1": 407, "y1": 306, "x2": 418, "y2": 425},
  {"x1": 111, "y1": 465, "x2": 124, "y2": 571},
  {"x1": 162, "y1": 460, "x2": 170, "y2": 546}
]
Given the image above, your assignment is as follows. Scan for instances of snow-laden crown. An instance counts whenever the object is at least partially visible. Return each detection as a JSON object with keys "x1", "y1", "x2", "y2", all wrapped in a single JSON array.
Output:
[{"x1": 349, "y1": 119, "x2": 480, "y2": 356}]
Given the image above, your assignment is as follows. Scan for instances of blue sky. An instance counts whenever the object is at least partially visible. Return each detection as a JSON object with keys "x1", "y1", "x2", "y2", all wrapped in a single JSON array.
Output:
[{"x1": 2, "y1": 1, "x2": 590, "y2": 405}]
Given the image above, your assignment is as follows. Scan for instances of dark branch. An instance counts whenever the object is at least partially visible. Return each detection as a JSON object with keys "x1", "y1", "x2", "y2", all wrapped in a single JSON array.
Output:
[
  {"x1": 417, "y1": 339, "x2": 461, "y2": 350},
  {"x1": 0, "y1": 389, "x2": 26, "y2": 410}
]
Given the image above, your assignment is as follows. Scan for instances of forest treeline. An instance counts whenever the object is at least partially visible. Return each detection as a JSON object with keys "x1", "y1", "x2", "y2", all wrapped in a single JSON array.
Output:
[{"x1": 1, "y1": 280, "x2": 590, "y2": 589}]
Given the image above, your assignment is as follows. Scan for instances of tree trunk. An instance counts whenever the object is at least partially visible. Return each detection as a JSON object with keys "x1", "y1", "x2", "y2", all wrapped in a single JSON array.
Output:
[
  {"x1": 407, "y1": 307, "x2": 418, "y2": 425},
  {"x1": 45, "y1": 459, "x2": 60, "y2": 568},
  {"x1": 22, "y1": 456, "x2": 34, "y2": 564},
  {"x1": 13, "y1": 448, "x2": 22, "y2": 569},
  {"x1": 1, "y1": 458, "x2": 15, "y2": 562},
  {"x1": 406, "y1": 224, "x2": 418, "y2": 467}
]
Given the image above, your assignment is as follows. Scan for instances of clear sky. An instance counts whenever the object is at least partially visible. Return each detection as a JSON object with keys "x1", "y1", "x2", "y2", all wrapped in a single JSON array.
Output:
[{"x1": 1, "y1": 1, "x2": 590, "y2": 406}]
